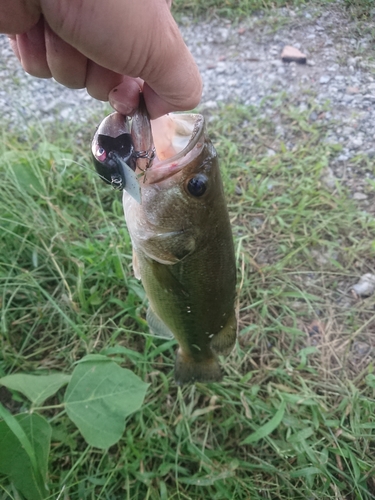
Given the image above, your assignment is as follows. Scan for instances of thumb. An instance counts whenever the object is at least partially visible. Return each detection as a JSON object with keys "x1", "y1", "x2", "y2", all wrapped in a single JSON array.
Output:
[{"x1": 41, "y1": 0, "x2": 202, "y2": 116}]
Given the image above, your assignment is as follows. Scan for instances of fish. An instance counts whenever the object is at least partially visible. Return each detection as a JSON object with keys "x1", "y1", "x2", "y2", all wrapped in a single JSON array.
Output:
[{"x1": 92, "y1": 99, "x2": 237, "y2": 385}]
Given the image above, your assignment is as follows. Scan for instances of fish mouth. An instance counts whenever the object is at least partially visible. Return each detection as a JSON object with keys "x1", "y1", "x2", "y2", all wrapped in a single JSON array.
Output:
[
  {"x1": 92, "y1": 107, "x2": 205, "y2": 190},
  {"x1": 151, "y1": 113, "x2": 204, "y2": 164},
  {"x1": 146, "y1": 113, "x2": 205, "y2": 184}
]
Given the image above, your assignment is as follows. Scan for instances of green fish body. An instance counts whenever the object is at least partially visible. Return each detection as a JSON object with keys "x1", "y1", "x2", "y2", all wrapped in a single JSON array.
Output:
[
  {"x1": 92, "y1": 109, "x2": 236, "y2": 384},
  {"x1": 124, "y1": 113, "x2": 237, "y2": 384}
]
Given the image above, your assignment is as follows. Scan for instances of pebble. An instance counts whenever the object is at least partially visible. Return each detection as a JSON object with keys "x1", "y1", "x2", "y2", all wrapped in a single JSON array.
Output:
[
  {"x1": 319, "y1": 75, "x2": 331, "y2": 84},
  {"x1": 352, "y1": 341, "x2": 372, "y2": 357},
  {"x1": 352, "y1": 192, "x2": 368, "y2": 200},
  {"x1": 351, "y1": 274, "x2": 375, "y2": 297}
]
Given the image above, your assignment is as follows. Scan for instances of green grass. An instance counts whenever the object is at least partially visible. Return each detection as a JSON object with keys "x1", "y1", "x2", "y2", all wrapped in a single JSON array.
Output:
[
  {"x1": 172, "y1": 0, "x2": 284, "y2": 18},
  {"x1": 344, "y1": 0, "x2": 374, "y2": 20},
  {"x1": 1, "y1": 95, "x2": 375, "y2": 499},
  {"x1": 172, "y1": 0, "x2": 336, "y2": 19},
  {"x1": 172, "y1": 0, "x2": 373, "y2": 20}
]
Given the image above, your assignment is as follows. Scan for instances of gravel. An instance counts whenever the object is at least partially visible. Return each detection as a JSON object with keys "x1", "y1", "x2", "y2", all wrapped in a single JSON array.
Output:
[{"x1": 1, "y1": 2, "x2": 375, "y2": 203}]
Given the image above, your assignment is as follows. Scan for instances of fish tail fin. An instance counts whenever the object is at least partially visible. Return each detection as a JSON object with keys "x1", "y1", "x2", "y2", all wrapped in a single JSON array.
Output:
[{"x1": 174, "y1": 349, "x2": 222, "y2": 385}]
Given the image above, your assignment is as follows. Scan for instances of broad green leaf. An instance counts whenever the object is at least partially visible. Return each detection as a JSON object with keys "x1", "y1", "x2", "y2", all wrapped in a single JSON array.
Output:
[
  {"x1": 64, "y1": 356, "x2": 149, "y2": 449},
  {"x1": 0, "y1": 403, "x2": 37, "y2": 472},
  {"x1": 241, "y1": 401, "x2": 286, "y2": 445},
  {"x1": 0, "y1": 373, "x2": 71, "y2": 406},
  {"x1": 0, "y1": 412, "x2": 51, "y2": 500}
]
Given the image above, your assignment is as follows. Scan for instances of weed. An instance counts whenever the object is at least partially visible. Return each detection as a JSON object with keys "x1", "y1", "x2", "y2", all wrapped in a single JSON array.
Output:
[
  {"x1": 172, "y1": 0, "x2": 336, "y2": 19},
  {"x1": 344, "y1": 0, "x2": 374, "y2": 20},
  {"x1": 1, "y1": 94, "x2": 375, "y2": 498}
]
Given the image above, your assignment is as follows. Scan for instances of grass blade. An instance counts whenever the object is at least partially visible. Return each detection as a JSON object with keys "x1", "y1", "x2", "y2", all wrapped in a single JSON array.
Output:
[{"x1": 241, "y1": 401, "x2": 286, "y2": 445}]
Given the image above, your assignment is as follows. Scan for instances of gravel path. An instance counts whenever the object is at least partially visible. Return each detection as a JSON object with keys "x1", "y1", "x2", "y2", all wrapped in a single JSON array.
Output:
[{"x1": 1, "y1": 3, "x2": 375, "y2": 200}]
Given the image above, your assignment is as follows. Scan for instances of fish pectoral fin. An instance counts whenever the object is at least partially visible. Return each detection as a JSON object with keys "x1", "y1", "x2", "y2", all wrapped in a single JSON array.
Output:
[
  {"x1": 132, "y1": 250, "x2": 141, "y2": 279},
  {"x1": 146, "y1": 307, "x2": 175, "y2": 340},
  {"x1": 210, "y1": 311, "x2": 237, "y2": 357},
  {"x1": 174, "y1": 348, "x2": 222, "y2": 385},
  {"x1": 149, "y1": 259, "x2": 190, "y2": 297},
  {"x1": 142, "y1": 233, "x2": 196, "y2": 265}
]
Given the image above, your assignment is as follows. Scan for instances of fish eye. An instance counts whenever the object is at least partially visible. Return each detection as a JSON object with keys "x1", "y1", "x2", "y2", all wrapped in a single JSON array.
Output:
[
  {"x1": 94, "y1": 145, "x2": 106, "y2": 162},
  {"x1": 186, "y1": 174, "x2": 208, "y2": 197}
]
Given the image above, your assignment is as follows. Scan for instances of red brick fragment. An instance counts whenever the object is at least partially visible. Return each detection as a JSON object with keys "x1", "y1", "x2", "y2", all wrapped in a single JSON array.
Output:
[{"x1": 281, "y1": 45, "x2": 307, "y2": 64}]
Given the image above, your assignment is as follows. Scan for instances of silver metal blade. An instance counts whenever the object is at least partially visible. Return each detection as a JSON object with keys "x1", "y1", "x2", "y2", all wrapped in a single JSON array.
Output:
[{"x1": 117, "y1": 157, "x2": 142, "y2": 204}]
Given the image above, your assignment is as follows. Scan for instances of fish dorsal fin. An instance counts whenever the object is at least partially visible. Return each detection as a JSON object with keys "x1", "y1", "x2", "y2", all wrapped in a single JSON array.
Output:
[{"x1": 146, "y1": 307, "x2": 175, "y2": 340}]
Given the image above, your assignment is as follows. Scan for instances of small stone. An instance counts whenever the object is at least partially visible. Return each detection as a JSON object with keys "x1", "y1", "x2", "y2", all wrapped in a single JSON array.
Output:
[
  {"x1": 328, "y1": 66, "x2": 338, "y2": 73},
  {"x1": 60, "y1": 108, "x2": 71, "y2": 120},
  {"x1": 319, "y1": 75, "x2": 331, "y2": 84},
  {"x1": 352, "y1": 274, "x2": 375, "y2": 297},
  {"x1": 337, "y1": 154, "x2": 349, "y2": 162},
  {"x1": 352, "y1": 192, "x2": 368, "y2": 200},
  {"x1": 281, "y1": 45, "x2": 307, "y2": 64},
  {"x1": 346, "y1": 86, "x2": 360, "y2": 94},
  {"x1": 199, "y1": 100, "x2": 218, "y2": 110},
  {"x1": 213, "y1": 28, "x2": 229, "y2": 43},
  {"x1": 352, "y1": 341, "x2": 371, "y2": 357},
  {"x1": 350, "y1": 137, "x2": 363, "y2": 148}
]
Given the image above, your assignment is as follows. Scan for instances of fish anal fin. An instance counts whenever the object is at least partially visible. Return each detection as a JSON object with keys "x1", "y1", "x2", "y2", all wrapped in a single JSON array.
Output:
[
  {"x1": 174, "y1": 349, "x2": 222, "y2": 385},
  {"x1": 146, "y1": 307, "x2": 175, "y2": 340},
  {"x1": 210, "y1": 311, "x2": 237, "y2": 357}
]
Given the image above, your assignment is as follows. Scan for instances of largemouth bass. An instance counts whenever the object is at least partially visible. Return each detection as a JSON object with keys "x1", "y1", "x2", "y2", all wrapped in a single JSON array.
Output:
[{"x1": 92, "y1": 103, "x2": 237, "y2": 385}]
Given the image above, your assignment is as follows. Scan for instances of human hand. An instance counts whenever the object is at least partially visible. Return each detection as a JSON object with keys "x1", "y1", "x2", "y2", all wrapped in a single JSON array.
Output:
[{"x1": 0, "y1": 0, "x2": 202, "y2": 119}]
